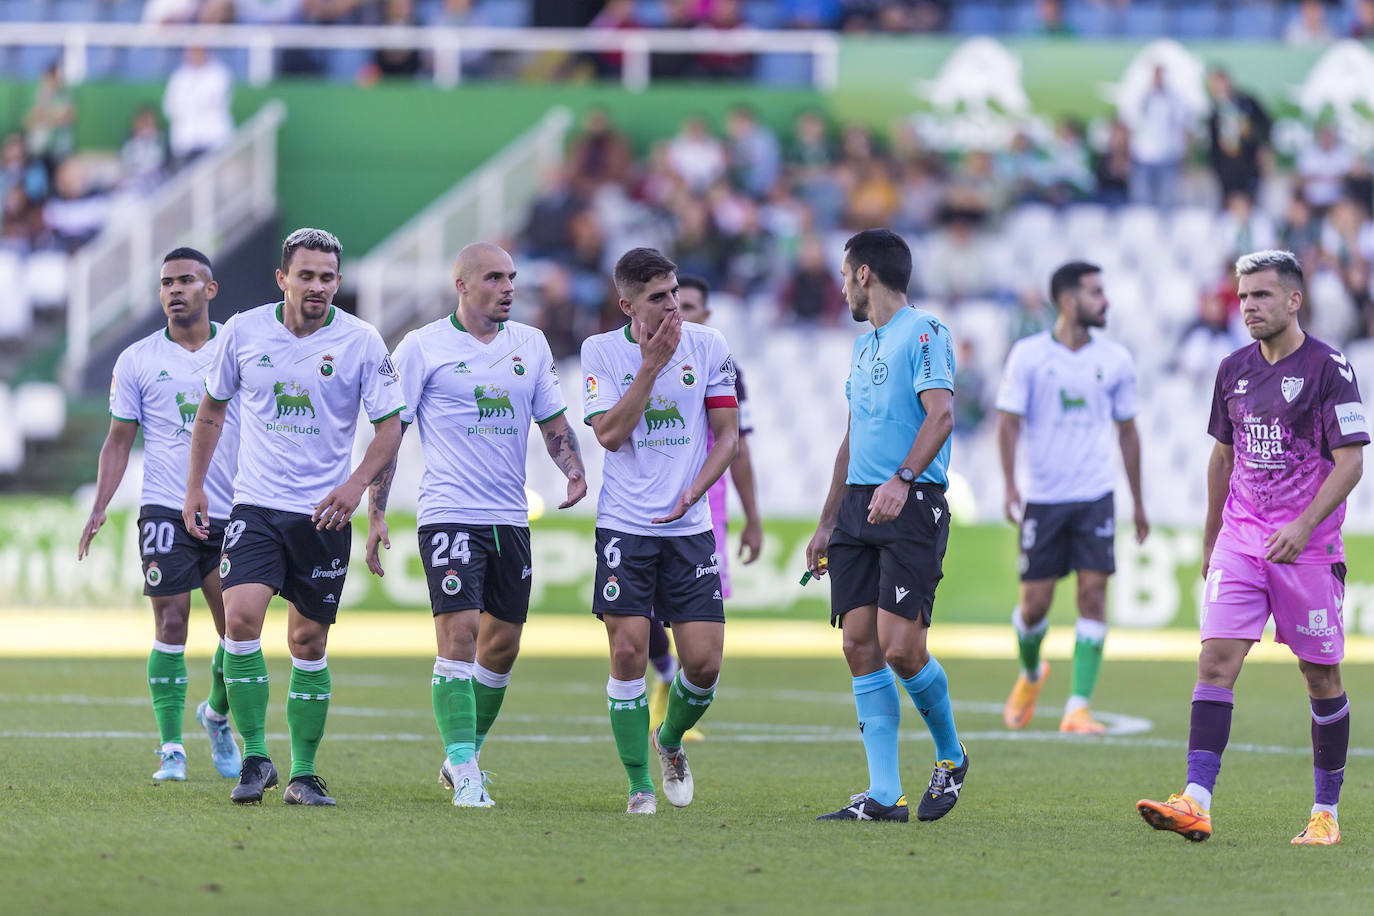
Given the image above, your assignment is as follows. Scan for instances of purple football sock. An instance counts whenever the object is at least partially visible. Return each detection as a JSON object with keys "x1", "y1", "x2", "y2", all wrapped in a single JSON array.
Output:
[
  {"x1": 1185, "y1": 683, "x2": 1234, "y2": 794},
  {"x1": 648, "y1": 618, "x2": 676, "y2": 682},
  {"x1": 1311, "y1": 692, "x2": 1349, "y2": 807}
]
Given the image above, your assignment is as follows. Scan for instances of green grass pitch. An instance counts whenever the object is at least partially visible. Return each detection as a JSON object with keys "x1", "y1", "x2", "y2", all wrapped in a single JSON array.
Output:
[{"x1": 4, "y1": 655, "x2": 1374, "y2": 914}]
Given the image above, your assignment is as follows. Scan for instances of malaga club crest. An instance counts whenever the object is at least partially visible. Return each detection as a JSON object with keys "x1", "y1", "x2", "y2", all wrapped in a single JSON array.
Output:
[{"x1": 1282, "y1": 377, "x2": 1305, "y2": 403}]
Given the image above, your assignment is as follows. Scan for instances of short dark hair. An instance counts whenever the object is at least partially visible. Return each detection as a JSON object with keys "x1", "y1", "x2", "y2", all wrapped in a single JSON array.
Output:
[
  {"x1": 677, "y1": 274, "x2": 709, "y2": 304},
  {"x1": 1235, "y1": 249, "x2": 1304, "y2": 289},
  {"x1": 281, "y1": 227, "x2": 342, "y2": 272},
  {"x1": 1049, "y1": 261, "x2": 1100, "y2": 305},
  {"x1": 843, "y1": 229, "x2": 912, "y2": 294},
  {"x1": 163, "y1": 247, "x2": 212, "y2": 272},
  {"x1": 614, "y1": 248, "x2": 677, "y2": 299}
]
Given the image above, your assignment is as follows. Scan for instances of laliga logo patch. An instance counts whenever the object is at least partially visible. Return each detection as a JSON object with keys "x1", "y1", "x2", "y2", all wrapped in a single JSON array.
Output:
[
  {"x1": 318, "y1": 354, "x2": 335, "y2": 378},
  {"x1": 145, "y1": 563, "x2": 162, "y2": 587},
  {"x1": 602, "y1": 575, "x2": 621, "y2": 602},
  {"x1": 681, "y1": 365, "x2": 697, "y2": 388},
  {"x1": 442, "y1": 571, "x2": 461, "y2": 596},
  {"x1": 512, "y1": 356, "x2": 526, "y2": 377},
  {"x1": 219, "y1": 556, "x2": 231, "y2": 577},
  {"x1": 585, "y1": 374, "x2": 599, "y2": 401}
]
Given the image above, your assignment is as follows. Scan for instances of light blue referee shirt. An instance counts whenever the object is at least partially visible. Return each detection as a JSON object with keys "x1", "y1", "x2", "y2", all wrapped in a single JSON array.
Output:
[{"x1": 845, "y1": 306, "x2": 955, "y2": 487}]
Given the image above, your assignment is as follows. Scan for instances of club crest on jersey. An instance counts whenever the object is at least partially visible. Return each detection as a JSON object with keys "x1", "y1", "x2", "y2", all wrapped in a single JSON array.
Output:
[
  {"x1": 1282, "y1": 376, "x2": 1304, "y2": 403},
  {"x1": 602, "y1": 576, "x2": 621, "y2": 602},
  {"x1": 512, "y1": 356, "x2": 526, "y2": 377},
  {"x1": 585, "y1": 374, "x2": 599, "y2": 401},
  {"x1": 219, "y1": 556, "x2": 231, "y2": 577},
  {"x1": 175, "y1": 391, "x2": 200, "y2": 428},
  {"x1": 145, "y1": 563, "x2": 162, "y2": 587},
  {"x1": 681, "y1": 365, "x2": 697, "y2": 388},
  {"x1": 318, "y1": 355, "x2": 335, "y2": 378},
  {"x1": 441, "y1": 571, "x2": 461, "y2": 595}
]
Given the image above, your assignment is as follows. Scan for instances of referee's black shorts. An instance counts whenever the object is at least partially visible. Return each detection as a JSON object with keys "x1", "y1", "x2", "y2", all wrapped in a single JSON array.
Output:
[{"x1": 827, "y1": 483, "x2": 950, "y2": 627}]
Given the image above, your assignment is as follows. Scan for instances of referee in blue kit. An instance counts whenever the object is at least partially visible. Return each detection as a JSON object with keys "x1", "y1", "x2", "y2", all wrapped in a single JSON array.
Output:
[{"x1": 806, "y1": 228, "x2": 968, "y2": 823}]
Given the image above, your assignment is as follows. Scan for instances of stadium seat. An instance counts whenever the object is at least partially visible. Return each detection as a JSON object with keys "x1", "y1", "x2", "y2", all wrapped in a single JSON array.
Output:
[
  {"x1": 51, "y1": 0, "x2": 99, "y2": 22},
  {"x1": 1173, "y1": 3, "x2": 1222, "y2": 37},
  {"x1": 755, "y1": 53, "x2": 812, "y2": 87},
  {"x1": 949, "y1": 2, "x2": 1003, "y2": 35},
  {"x1": 0, "y1": 391, "x2": 22, "y2": 474},
  {"x1": 23, "y1": 250, "x2": 69, "y2": 311},
  {"x1": 326, "y1": 48, "x2": 371, "y2": 82},
  {"x1": 467, "y1": 0, "x2": 531, "y2": 28},
  {"x1": 1064, "y1": 0, "x2": 1116, "y2": 37},
  {"x1": 743, "y1": 1, "x2": 782, "y2": 28},
  {"x1": 1227, "y1": 1, "x2": 1281, "y2": 39},
  {"x1": 0, "y1": 0, "x2": 50, "y2": 22},
  {"x1": 1120, "y1": 0, "x2": 1167, "y2": 37},
  {"x1": 0, "y1": 253, "x2": 32, "y2": 343},
  {"x1": 120, "y1": 47, "x2": 177, "y2": 81},
  {"x1": 105, "y1": 0, "x2": 144, "y2": 22},
  {"x1": 14, "y1": 382, "x2": 67, "y2": 442}
]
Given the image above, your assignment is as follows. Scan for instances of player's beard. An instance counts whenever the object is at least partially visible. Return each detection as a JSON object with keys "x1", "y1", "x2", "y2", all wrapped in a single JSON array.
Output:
[
  {"x1": 848, "y1": 293, "x2": 869, "y2": 323},
  {"x1": 299, "y1": 296, "x2": 330, "y2": 320}
]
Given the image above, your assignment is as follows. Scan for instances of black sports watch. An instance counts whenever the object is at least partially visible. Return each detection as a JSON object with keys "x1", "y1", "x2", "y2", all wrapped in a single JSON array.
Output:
[{"x1": 896, "y1": 467, "x2": 916, "y2": 485}]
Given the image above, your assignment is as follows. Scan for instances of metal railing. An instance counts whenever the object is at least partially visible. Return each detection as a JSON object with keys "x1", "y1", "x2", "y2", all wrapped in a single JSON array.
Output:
[
  {"x1": 1, "y1": 23, "x2": 841, "y2": 91},
  {"x1": 351, "y1": 104, "x2": 573, "y2": 340},
  {"x1": 62, "y1": 99, "x2": 285, "y2": 388}
]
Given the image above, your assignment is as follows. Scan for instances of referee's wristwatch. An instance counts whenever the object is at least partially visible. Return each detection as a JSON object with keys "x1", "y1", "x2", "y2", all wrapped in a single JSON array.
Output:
[{"x1": 896, "y1": 467, "x2": 917, "y2": 485}]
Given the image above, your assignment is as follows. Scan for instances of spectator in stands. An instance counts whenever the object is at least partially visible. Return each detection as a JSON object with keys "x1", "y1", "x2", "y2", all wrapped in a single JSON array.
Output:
[
  {"x1": 566, "y1": 108, "x2": 633, "y2": 198},
  {"x1": 952, "y1": 339, "x2": 987, "y2": 436},
  {"x1": 144, "y1": 0, "x2": 204, "y2": 23},
  {"x1": 1, "y1": 133, "x2": 48, "y2": 205},
  {"x1": 893, "y1": 155, "x2": 943, "y2": 234},
  {"x1": 725, "y1": 105, "x2": 781, "y2": 199},
  {"x1": 42, "y1": 160, "x2": 109, "y2": 252},
  {"x1": 1280, "y1": 193, "x2": 1322, "y2": 265},
  {"x1": 163, "y1": 47, "x2": 235, "y2": 167},
  {"x1": 1216, "y1": 190, "x2": 1277, "y2": 259},
  {"x1": 1206, "y1": 66, "x2": 1271, "y2": 201},
  {"x1": 922, "y1": 206, "x2": 993, "y2": 303},
  {"x1": 666, "y1": 116, "x2": 727, "y2": 192},
  {"x1": 1285, "y1": 0, "x2": 1334, "y2": 46},
  {"x1": 532, "y1": 263, "x2": 582, "y2": 360},
  {"x1": 200, "y1": 0, "x2": 306, "y2": 24},
  {"x1": 119, "y1": 106, "x2": 170, "y2": 195},
  {"x1": 583, "y1": 0, "x2": 641, "y2": 78},
  {"x1": 1036, "y1": 0, "x2": 1074, "y2": 36},
  {"x1": 1093, "y1": 119, "x2": 1132, "y2": 207},
  {"x1": 1128, "y1": 65, "x2": 1191, "y2": 210},
  {"x1": 1297, "y1": 122, "x2": 1354, "y2": 216},
  {"x1": 779, "y1": 232, "x2": 843, "y2": 324},
  {"x1": 669, "y1": 199, "x2": 724, "y2": 286},
  {"x1": 694, "y1": 0, "x2": 753, "y2": 80},
  {"x1": 522, "y1": 166, "x2": 582, "y2": 259},
  {"x1": 1045, "y1": 118, "x2": 1094, "y2": 205},
  {"x1": 1010, "y1": 285, "x2": 1054, "y2": 340},
  {"x1": 0, "y1": 186, "x2": 47, "y2": 253},
  {"x1": 367, "y1": 0, "x2": 423, "y2": 79},
  {"x1": 999, "y1": 130, "x2": 1048, "y2": 204},
  {"x1": 788, "y1": 110, "x2": 836, "y2": 172},
  {"x1": 25, "y1": 64, "x2": 76, "y2": 178},
  {"x1": 844, "y1": 158, "x2": 899, "y2": 229},
  {"x1": 780, "y1": 0, "x2": 844, "y2": 29},
  {"x1": 1352, "y1": 0, "x2": 1374, "y2": 39},
  {"x1": 945, "y1": 149, "x2": 1005, "y2": 219},
  {"x1": 1175, "y1": 283, "x2": 1246, "y2": 385}
]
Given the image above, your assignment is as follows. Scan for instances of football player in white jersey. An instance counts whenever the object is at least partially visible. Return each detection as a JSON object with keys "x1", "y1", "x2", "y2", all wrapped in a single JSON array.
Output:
[
  {"x1": 581, "y1": 248, "x2": 739, "y2": 814},
  {"x1": 365, "y1": 242, "x2": 588, "y2": 808},
  {"x1": 996, "y1": 261, "x2": 1148, "y2": 734},
  {"x1": 79, "y1": 247, "x2": 244, "y2": 784},
  {"x1": 183, "y1": 228, "x2": 405, "y2": 807}
]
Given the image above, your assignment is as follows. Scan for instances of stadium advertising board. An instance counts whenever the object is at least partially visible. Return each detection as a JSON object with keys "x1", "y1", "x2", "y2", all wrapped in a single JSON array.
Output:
[{"x1": 6, "y1": 499, "x2": 1374, "y2": 633}]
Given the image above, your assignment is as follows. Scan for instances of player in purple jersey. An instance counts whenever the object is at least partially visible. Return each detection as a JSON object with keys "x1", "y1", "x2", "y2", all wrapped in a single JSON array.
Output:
[
  {"x1": 1138, "y1": 251, "x2": 1367, "y2": 845},
  {"x1": 644, "y1": 276, "x2": 762, "y2": 740}
]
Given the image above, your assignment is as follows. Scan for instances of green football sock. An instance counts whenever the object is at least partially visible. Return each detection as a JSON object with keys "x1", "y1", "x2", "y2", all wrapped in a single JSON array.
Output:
[
  {"x1": 207, "y1": 642, "x2": 230, "y2": 717},
  {"x1": 657, "y1": 671, "x2": 716, "y2": 749},
  {"x1": 473, "y1": 676, "x2": 508, "y2": 753},
  {"x1": 1070, "y1": 618, "x2": 1108, "y2": 702},
  {"x1": 433, "y1": 663, "x2": 476, "y2": 766},
  {"x1": 287, "y1": 661, "x2": 332, "y2": 779},
  {"x1": 223, "y1": 646, "x2": 270, "y2": 759},
  {"x1": 1012, "y1": 606, "x2": 1049, "y2": 680},
  {"x1": 608, "y1": 684, "x2": 653, "y2": 795},
  {"x1": 147, "y1": 645, "x2": 188, "y2": 745}
]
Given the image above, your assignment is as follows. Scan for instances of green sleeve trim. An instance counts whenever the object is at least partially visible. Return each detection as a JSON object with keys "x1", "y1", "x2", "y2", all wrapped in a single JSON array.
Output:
[
  {"x1": 204, "y1": 387, "x2": 231, "y2": 403},
  {"x1": 110, "y1": 413, "x2": 138, "y2": 424},
  {"x1": 583, "y1": 409, "x2": 607, "y2": 425},
  {"x1": 535, "y1": 406, "x2": 568, "y2": 425},
  {"x1": 371, "y1": 406, "x2": 404, "y2": 424}
]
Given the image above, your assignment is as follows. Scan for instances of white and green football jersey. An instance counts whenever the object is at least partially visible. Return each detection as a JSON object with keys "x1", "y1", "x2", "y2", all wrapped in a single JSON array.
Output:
[
  {"x1": 394, "y1": 315, "x2": 566, "y2": 526},
  {"x1": 580, "y1": 322, "x2": 737, "y2": 537},
  {"x1": 110, "y1": 323, "x2": 240, "y2": 516},
  {"x1": 204, "y1": 303, "x2": 405, "y2": 516}
]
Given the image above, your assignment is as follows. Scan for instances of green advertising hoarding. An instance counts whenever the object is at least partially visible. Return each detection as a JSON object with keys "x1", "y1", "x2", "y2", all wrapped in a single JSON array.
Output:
[{"x1": 6, "y1": 499, "x2": 1374, "y2": 635}]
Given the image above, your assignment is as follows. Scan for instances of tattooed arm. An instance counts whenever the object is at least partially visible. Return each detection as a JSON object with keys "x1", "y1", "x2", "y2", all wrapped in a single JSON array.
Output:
[
  {"x1": 365, "y1": 423, "x2": 408, "y2": 576},
  {"x1": 537, "y1": 412, "x2": 588, "y2": 509}
]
